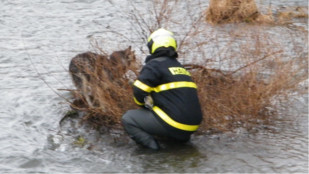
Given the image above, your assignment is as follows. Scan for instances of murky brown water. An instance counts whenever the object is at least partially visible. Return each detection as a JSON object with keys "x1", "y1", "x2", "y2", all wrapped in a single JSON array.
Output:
[{"x1": 0, "y1": 0, "x2": 308, "y2": 173}]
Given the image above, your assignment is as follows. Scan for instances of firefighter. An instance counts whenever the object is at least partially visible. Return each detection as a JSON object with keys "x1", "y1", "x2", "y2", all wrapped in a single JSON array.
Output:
[{"x1": 122, "y1": 28, "x2": 203, "y2": 150}]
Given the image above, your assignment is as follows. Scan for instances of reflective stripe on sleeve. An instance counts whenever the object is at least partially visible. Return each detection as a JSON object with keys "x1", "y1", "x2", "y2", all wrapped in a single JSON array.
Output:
[
  {"x1": 133, "y1": 97, "x2": 144, "y2": 106},
  {"x1": 133, "y1": 80, "x2": 153, "y2": 93},
  {"x1": 152, "y1": 106, "x2": 199, "y2": 131}
]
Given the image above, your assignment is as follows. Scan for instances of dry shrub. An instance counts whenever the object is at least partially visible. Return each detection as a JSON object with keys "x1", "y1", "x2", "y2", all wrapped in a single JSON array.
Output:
[
  {"x1": 189, "y1": 55, "x2": 307, "y2": 133},
  {"x1": 70, "y1": 31, "x2": 307, "y2": 132},
  {"x1": 69, "y1": 47, "x2": 140, "y2": 128},
  {"x1": 189, "y1": 24, "x2": 307, "y2": 132},
  {"x1": 206, "y1": 0, "x2": 260, "y2": 24},
  {"x1": 188, "y1": 27, "x2": 308, "y2": 132},
  {"x1": 67, "y1": 0, "x2": 307, "y2": 133}
]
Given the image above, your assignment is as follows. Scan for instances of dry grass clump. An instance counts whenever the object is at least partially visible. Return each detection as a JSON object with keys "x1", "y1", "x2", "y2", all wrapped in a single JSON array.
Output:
[
  {"x1": 277, "y1": 7, "x2": 309, "y2": 23},
  {"x1": 205, "y1": 0, "x2": 308, "y2": 24},
  {"x1": 206, "y1": 0, "x2": 260, "y2": 24}
]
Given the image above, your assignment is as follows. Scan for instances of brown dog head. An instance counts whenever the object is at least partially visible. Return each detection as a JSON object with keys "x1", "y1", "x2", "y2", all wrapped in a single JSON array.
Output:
[
  {"x1": 109, "y1": 46, "x2": 136, "y2": 67},
  {"x1": 109, "y1": 46, "x2": 138, "y2": 76}
]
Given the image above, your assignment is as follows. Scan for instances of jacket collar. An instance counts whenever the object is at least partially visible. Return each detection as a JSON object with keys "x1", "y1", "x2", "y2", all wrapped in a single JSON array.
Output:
[{"x1": 145, "y1": 49, "x2": 178, "y2": 63}]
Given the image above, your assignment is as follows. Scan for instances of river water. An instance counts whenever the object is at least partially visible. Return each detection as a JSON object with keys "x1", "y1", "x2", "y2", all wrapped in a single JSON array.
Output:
[{"x1": 0, "y1": 0, "x2": 308, "y2": 173}]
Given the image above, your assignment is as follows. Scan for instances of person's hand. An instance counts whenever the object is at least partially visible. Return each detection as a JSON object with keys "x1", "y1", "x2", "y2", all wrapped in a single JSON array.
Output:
[
  {"x1": 128, "y1": 79, "x2": 134, "y2": 86},
  {"x1": 144, "y1": 96, "x2": 153, "y2": 109}
]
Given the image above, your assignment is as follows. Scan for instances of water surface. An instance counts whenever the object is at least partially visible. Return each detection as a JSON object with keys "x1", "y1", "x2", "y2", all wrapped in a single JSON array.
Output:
[{"x1": 0, "y1": 0, "x2": 308, "y2": 173}]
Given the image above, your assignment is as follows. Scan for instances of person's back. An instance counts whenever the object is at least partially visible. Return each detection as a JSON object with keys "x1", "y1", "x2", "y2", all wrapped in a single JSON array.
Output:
[
  {"x1": 122, "y1": 28, "x2": 203, "y2": 150},
  {"x1": 137, "y1": 56, "x2": 202, "y2": 130}
]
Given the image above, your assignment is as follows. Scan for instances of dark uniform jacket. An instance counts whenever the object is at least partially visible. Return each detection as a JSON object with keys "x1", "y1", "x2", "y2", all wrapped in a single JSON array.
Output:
[{"x1": 133, "y1": 50, "x2": 203, "y2": 133}]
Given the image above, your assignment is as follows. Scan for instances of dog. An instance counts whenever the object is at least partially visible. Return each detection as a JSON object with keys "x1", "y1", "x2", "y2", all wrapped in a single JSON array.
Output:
[{"x1": 69, "y1": 46, "x2": 137, "y2": 107}]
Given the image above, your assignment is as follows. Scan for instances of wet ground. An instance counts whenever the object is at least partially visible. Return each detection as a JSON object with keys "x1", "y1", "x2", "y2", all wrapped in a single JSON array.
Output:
[{"x1": 0, "y1": 0, "x2": 308, "y2": 173}]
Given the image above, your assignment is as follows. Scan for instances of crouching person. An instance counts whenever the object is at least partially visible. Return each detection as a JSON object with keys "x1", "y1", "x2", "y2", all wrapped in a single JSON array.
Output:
[{"x1": 122, "y1": 28, "x2": 203, "y2": 150}]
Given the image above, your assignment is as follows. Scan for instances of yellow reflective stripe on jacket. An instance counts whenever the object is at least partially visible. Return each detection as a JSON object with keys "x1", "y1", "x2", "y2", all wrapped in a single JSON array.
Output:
[
  {"x1": 152, "y1": 106, "x2": 199, "y2": 131},
  {"x1": 153, "y1": 81, "x2": 197, "y2": 92},
  {"x1": 133, "y1": 80, "x2": 152, "y2": 93},
  {"x1": 134, "y1": 80, "x2": 197, "y2": 93},
  {"x1": 133, "y1": 97, "x2": 144, "y2": 106}
]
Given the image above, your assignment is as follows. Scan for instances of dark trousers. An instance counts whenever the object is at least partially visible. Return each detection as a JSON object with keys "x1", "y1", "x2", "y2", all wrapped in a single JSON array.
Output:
[{"x1": 121, "y1": 108, "x2": 191, "y2": 149}]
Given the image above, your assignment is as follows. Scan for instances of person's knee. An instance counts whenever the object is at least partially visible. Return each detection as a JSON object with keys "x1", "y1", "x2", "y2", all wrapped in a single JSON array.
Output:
[{"x1": 121, "y1": 110, "x2": 135, "y2": 126}]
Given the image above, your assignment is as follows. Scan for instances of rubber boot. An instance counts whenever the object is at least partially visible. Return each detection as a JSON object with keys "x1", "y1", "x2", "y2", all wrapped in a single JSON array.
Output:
[{"x1": 144, "y1": 138, "x2": 160, "y2": 150}]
